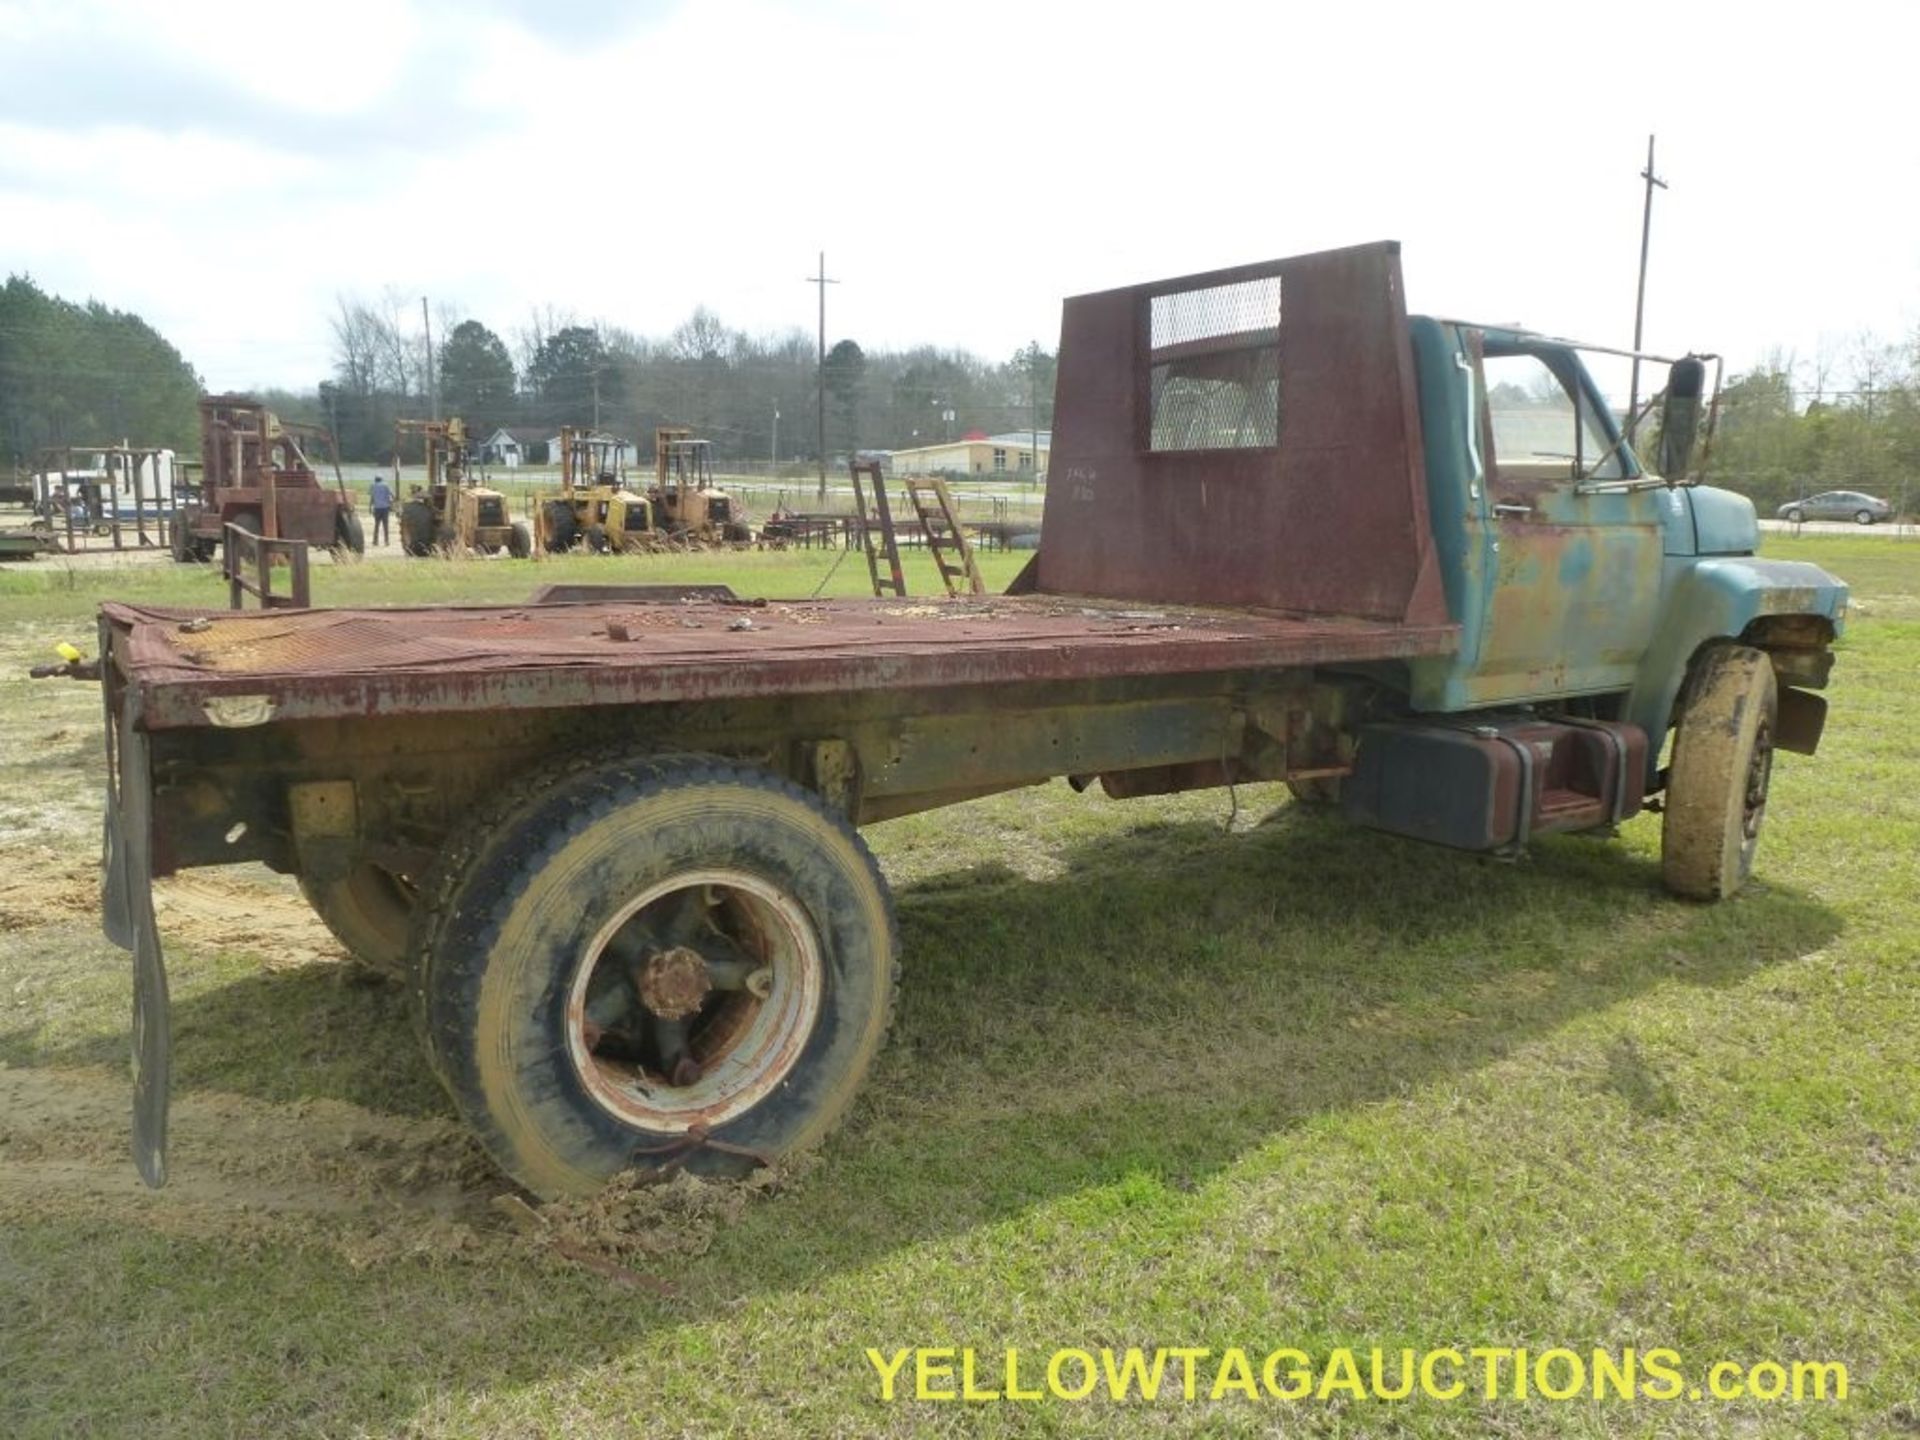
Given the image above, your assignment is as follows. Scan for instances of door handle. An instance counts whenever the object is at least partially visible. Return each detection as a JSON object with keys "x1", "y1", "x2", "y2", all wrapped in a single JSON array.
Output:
[{"x1": 1493, "y1": 503, "x2": 1533, "y2": 517}]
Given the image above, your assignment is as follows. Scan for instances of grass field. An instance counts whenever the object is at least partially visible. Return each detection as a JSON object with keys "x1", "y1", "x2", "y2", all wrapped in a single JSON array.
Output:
[{"x1": 0, "y1": 535, "x2": 1915, "y2": 1437}]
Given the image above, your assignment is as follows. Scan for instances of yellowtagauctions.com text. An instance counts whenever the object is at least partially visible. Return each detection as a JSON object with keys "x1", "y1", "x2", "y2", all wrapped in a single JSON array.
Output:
[{"x1": 865, "y1": 1346, "x2": 1849, "y2": 1406}]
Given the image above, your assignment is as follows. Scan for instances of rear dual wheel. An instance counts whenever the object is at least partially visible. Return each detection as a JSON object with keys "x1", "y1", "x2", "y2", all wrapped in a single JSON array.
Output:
[
  {"x1": 300, "y1": 862, "x2": 415, "y2": 975},
  {"x1": 414, "y1": 759, "x2": 897, "y2": 1199}
]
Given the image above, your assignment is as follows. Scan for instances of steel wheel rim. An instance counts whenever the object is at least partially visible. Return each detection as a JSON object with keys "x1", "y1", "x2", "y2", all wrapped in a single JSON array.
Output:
[
  {"x1": 1739, "y1": 718, "x2": 1774, "y2": 860},
  {"x1": 564, "y1": 868, "x2": 824, "y2": 1133}
]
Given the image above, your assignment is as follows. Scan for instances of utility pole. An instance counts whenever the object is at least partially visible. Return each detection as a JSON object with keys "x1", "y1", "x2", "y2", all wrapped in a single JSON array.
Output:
[
  {"x1": 1028, "y1": 342, "x2": 1041, "y2": 489},
  {"x1": 806, "y1": 251, "x2": 838, "y2": 501},
  {"x1": 421, "y1": 296, "x2": 439, "y2": 421},
  {"x1": 1626, "y1": 135, "x2": 1667, "y2": 443},
  {"x1": 771, "y1": 405, "x2": 779, "y2": 477}
]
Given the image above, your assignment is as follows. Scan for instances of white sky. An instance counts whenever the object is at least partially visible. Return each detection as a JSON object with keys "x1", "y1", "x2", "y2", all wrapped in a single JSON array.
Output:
[{"x1": 4, "y1": 0, "x2": 1917, "y2": 402}]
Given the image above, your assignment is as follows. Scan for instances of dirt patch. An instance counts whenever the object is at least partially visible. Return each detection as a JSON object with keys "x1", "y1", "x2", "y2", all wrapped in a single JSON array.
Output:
[
  {"x1": 528, "y1": 1159, "x2": 806, "y2": 1267},
  {"x1": 152, "y1": 865, "x2": 347, "y2": 968},
  {"x1": 0, "y1": 842, "x2": 100, "y2": 930},
  {"x1": 0, "y1": 1061, "x2": 794, "y2": 1278},
  {"x1": 0, "y1": 1065, "x2": 497, "y2": 1260},
  {"x1": 0, "y1": 847, "x2": 345, "y2": 972}
]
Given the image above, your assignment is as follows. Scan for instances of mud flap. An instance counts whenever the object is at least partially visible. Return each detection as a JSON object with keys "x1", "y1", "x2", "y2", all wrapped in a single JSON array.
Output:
[{"x1": 101, "y1": 683, "x2": 170, "y2": 1188}]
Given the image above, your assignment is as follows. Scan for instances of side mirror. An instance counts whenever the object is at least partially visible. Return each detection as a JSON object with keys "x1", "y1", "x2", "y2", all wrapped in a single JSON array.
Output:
[{"x1": 1658, "y1": 356, "x2": 1707, "y2": 479}]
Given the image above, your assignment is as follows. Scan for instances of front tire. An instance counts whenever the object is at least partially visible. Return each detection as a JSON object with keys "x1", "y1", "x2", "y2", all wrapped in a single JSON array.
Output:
[
  {"x1": 542, "y1": 500, "x2": 578, "y2": 553},
  {"x1": 1661, "y1": 645, "x2": 1777, "y2": 900},
  {"x1": 400, "y1": 499, "x2": 437, "y2": 557},
  {"x1": 334, "y1": 508, "x2": 366, "y2": 557},
  {"x1": 1855, "y1": 509, "x2": 1875, "y2": 525},
  {"x1": 416, "y1": 759, "x2": 897, "y2": 1198}
]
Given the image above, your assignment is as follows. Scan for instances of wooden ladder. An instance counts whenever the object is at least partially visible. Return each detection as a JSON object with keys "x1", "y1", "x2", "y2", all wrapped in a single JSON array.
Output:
[
  {"x1": 848, "y1": 461, "x2": 906, "y2": 597},
  {"x1": 906, "y1": 476, "x2": 985, "y2": 596}
]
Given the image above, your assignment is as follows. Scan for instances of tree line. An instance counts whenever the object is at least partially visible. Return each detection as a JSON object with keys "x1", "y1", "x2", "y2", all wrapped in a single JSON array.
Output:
[
  {"x1": 0, "y1": 275, "x2": 202, "y2": 464},
  {"x1": 4, "y1": 270, "x2": 1913, "y2": 515},
  {"x1": 316, "y1": 292, "x2": 1057, "y2": 467},
  {"x1": 1701, "y1": 338, "x2": 1920, "y2": 514}
]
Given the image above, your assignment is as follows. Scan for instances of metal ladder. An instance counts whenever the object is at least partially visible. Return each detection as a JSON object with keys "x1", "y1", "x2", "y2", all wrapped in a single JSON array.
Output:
[
  {"x1": 905, "y1": 476, "x2": 986, "y2": 596},
  {"x1": 848, "y1": 461, "x2": 906, "y2": 597}
]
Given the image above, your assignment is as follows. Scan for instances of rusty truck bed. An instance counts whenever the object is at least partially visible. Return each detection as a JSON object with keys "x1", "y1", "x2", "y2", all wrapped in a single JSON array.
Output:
[{"x1": 103, "y1": 593, "x2": 1458, "y2": 730}]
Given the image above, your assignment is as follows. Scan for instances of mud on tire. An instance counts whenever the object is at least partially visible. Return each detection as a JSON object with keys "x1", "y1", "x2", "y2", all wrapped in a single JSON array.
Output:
[
  {"x1": 412, "y1": 758, "x2": 897, "y2": 1199},
  {"x1": 1661, "y1": 643, "x2": 1777, "y2": 901}
]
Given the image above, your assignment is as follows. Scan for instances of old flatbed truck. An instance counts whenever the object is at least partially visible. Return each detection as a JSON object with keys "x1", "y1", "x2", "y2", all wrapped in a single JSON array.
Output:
[{"x1": 88, "y1": 243, "x2": 1846, "y2": 1198}]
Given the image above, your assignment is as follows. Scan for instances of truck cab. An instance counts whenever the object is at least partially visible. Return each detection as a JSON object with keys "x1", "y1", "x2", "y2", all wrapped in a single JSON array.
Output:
[{"x1": 1404, "y1": 315, "x2": 1846, "y2": 781}]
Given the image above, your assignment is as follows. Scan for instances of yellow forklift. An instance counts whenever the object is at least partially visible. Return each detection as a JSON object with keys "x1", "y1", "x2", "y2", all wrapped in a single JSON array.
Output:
[
  {"x1": 537, "y1": 427, "x2": 656, "y2": 553},
  {"x1": 394, "y1": 418, "x2": 530, "y2": 558},
  {"x1": 650, "y1": 427, "x2": 753, "y2": 543}
]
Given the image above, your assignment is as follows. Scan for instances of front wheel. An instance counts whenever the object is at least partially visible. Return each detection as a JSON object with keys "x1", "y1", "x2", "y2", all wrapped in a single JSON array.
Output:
[
  {"x1": 1661, "y1": 645, "x2": 1777, "y2": 900},
  {"x1": 416, "y1": 759, "x2": 897, "y2": 1198},
  {"x1": 542, "y1": 500, "x2": 578, "y2": 553},
  {"x1": 1856, "y1": 510, "x2": 1875, "y2": 526},
  {"x1": 400, "y1": 499, "x2": 437, "y2": 557}
]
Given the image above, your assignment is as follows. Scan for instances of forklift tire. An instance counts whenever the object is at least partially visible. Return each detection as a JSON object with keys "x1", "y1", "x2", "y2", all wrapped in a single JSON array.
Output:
[
  {"x1": 1661, "y1": 644, "x2": 1777, "y2": 901},
  {"x1": 507, "y1": 521, "x2": 532, "y2": 559},
  {"x1": 584, "y1": 523, "x2": 611, "y2": 554},
  {"x1": 299, "y1": 862, "x2": 416, "y2": 977},
  {"x1": 414, "y1": 758, "x2": 898, "y2": 1199},
  {"x1": 400, "y1": 499, "x2": 437, "y2": 557},
  {"x1": 334, "y1": 508, "x2": 366, "y2": 557},
  {"x1": 169, "y1": 520, "x2": 207, "y2": 564},
  {"x1": 542, "y1": 500, "x2": 578, "y2": 553}
]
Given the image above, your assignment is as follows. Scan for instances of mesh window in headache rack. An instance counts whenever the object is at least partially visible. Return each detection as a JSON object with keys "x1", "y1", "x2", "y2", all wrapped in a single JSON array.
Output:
[{"x1": 1146, "y1": 275, "x2": 1284, "y2": 453}]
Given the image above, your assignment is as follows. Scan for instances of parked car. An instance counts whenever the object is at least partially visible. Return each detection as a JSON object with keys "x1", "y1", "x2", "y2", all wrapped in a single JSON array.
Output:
[{"x1": 1777, "y1": 490, "x2": 1893, "y2": 524}]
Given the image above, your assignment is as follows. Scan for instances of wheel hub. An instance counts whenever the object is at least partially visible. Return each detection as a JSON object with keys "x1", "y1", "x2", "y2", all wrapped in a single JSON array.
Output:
[
  {"x1": 564, "y1": 869, "x2": 824, "y2": 1133},
  {"x1": 636, "y1": 945, "x2": 712, "y2": 1021}
]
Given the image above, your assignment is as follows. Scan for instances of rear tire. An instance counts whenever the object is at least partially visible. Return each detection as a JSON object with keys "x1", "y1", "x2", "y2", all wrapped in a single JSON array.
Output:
[
  {"x1": 414, "y1": 759, "x2": 897, "y2": 1199},
  {"x1": 1661, "y1": 644, "x2": 1777, "y2": 900},
  {"x1": 507, "y1": 521, "x2": 532, "y2": 559},
  {"x1": 1784, "y1": 507, "x2": 1805, "y2": 523},
  {"x1": 299, "y1": 862, "x2": 416, "y2": 977},
  {"x1": 334, "y1": 508, "x2": 366, "y2": 557}
]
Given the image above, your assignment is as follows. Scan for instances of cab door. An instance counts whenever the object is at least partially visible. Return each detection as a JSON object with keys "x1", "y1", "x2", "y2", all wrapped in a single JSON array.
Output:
[{"x1": 1463, "y1": 339, "x2": 1665, "y2": 704}]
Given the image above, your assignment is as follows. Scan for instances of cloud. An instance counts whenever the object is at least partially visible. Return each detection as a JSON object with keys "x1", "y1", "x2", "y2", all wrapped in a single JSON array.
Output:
[{"x1": 3, "y1": 0, "x2": 1918, "y2": 392}]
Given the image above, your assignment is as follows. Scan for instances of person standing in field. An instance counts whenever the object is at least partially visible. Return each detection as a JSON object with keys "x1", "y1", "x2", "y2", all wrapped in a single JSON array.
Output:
[{"x1": 369, "y1": 474, "x2": 394, "y2": 547}]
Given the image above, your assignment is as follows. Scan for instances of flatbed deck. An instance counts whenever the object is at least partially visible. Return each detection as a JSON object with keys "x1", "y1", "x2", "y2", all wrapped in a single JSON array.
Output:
[{"x1": 106, "y1": 592, "x2": 1458, "y2": 730}]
